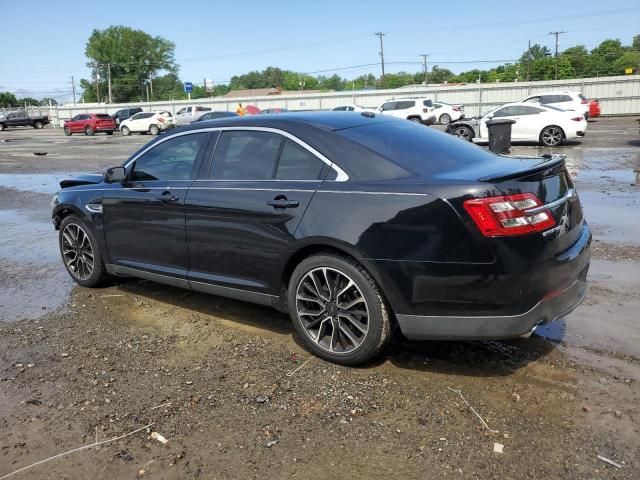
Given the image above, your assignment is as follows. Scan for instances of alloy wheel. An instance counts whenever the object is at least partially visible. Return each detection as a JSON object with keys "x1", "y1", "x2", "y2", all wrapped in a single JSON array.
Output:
[
  {"x1": 454, "y1": 126, "x2": 471, "y2": 140},
  {"x1": 440, "y1": 114, "x2": 451, "y2": 125},
  {"x1": 296, "y1": 267, "x2": 369, "y2": 354},
  {"x1": 61, "y1": 223, "x2": 94, "y2": 280},
  {"x1": 542, "y1": 126, "x2": 562, "y2": 146}
]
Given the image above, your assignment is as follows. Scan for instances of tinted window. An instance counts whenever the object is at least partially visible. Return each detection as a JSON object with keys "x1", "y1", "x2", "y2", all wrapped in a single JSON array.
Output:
[
  {"x1": 433, "y1": 103, "x2": 442, "y2": 109},
  {"x1": 96, "y1": 114, "x2": 111, "y2": 119},
  {"x1": 492, "y1": 106, "x2": 519, "y2": 117},
  {"x1": 542, "y1": 94, "x2": 573, "y2": 104},
  {"x1": 138, "y1": 112, "x2": 155, "y2": 119},
  {"x1": 423, "y1": 100, "x2": 433, "y2": 108},
  {"x1": 177, "y1": 108, "x2": 186, "y2": 115},
  {"x1": 519, "y1": 106, "x2": 545, "y2": 115},
  {"x1": 210, "y1": 131, "x2": 282, "y2": 180},
  {"x1": 333, "y1": 106, "x2": 347, "y2": 111},
  {"x1": 131, "y1": 133, "x2": 207, "y2": 181},
  {"x1": 337, "y1": 121, "x2": 500, "y2": 176},
  {"x1": 275, "y1": 140, "x2": 325, "y2": 180},
  {"x1": 381, "y1": 102, "x2": 396, "y2": 111},
  {"x1": 523, "y1": 96, "x2": 540, "y2": 103},
  {"x1": 395, "y1": 100, "x2": 415, "y2": 109}
]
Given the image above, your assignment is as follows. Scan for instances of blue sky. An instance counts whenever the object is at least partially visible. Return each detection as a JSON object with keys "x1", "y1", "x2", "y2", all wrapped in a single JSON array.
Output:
[{"x1": 0, "y1": 0, "x2": 638, "y2": 102}]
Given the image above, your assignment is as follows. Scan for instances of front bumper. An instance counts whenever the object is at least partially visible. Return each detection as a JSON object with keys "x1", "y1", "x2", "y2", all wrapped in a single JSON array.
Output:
[{"x1": 396, "y1": 275, "x2": 587, "y2": 340}]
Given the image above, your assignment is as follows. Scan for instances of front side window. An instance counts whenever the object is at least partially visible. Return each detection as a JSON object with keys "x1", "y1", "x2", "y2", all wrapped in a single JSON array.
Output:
[
  {"x1": 381, "y1": 102, "x2": 396, "y2": 111},
  {"x1": 130, "y1": 133, "x2": 208, "y2": 182},
  {"x1": 210, "y1": 131, "x2": 282, "y2": 180},
  {"x1": 275, "y1": 140, "x2": 325, "y2": 180},
  {"x1": 177, "y1": 108, "x2": 186, "y2": 115},
  {"x1": 492, "y1": 106, "x2": 518, "y2": 117}
]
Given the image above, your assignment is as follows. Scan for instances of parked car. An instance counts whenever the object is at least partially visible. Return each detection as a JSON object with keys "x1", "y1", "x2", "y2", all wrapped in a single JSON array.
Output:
[
  {"x1": 174, "y1": 106, "x2": 212, "y2": 125},
  {"x1": 51, "y1": 112, "x2": 590, "y2": 365},
  {"x1": 331, "y1": 105, "x2": 371, "y2": 112},
  {"x1": 63, "y1": 113, "x2": 116, "y2": 136},
  {"x1": 120, "y1": 111, "x2": 175, "y2": 136},
  {"x1": 521, "y1": 91, "x2": 590, "y2": 118},
  {"x1": 0, "y1": 108, "x2": 50, "y2": 131},
  {"x1": 112, "y1": 107, "x2": 143, "y2": 126},
  {"x1": 447, "y1": 103, "x2": 587, "y2": 146},
  {"x1": 192, "y1": 111, "x2": 238, "y2": 123},
  {"x1": 376, "y1": 98, "x2": 436, "y2": 125},
  {"x1": 432, "y1": 102, "x2": 464, "y2": 125},
  {"x1": 589, "y1": 99, "x2": 601, "y2": 119},
  {"x1": 260, "y1": 108, "x2": 290, "y2": 114}
]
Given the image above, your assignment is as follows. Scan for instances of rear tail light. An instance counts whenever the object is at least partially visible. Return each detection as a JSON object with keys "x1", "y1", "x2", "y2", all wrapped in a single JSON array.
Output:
[
  {"x1": 453, "y1": 106, "x2": 461, "y2": 111},
  {"x1": 571, "y1": 116, "x2": 584, "y2": 121},
  {"x1": 157, "y1": 117, "x2": 165, "y2": 123},
  {"x1": 581, "y1": 98, "x2": 588, "y2": 104},
  {"x1": 463, "y1": 193, "x2": 555, "y2": 237}
]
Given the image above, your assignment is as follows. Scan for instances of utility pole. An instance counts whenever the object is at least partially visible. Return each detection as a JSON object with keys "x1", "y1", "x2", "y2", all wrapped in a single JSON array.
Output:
[
  {"x1": 95, "y1": 64, "x2": 100, "y2": 103},
  {"x1": 375, "y1": 32, "x2": 386, "y2": 82},
  {"x1": 420, "y1": 54, "x2": 429, "y2": 86},
  {"x1": 526, "y1": 40, "x2": 531, "y2": 81},
  {"x1": 71, "y1": 76, "x2": 76, "y2": 105},
  {"x1": 549, "y1": 31, "x2": 566, "y2": 80},
  {"x1": 107, "y1": 63, "x2": 112, "y2": 104}
]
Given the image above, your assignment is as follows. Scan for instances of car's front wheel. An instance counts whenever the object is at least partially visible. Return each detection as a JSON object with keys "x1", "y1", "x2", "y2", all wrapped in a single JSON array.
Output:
[
  {"x1": 540, "y1": 125, "x2": 564, "y2": 146},
  {"x1": 64, "y1": 127, "x2": 71, "y2": 136},
  {"x1": 121, "y1": 126, "x2": 131, "y2": 136},
  {"x1": 149, "y1": 124, "x2": 160, "y2": 135},
  {"x1": 59, "y1": 216, "x2": 109, "y2": 287},
  {"x1": 85, "y1": 126, "x2": 94, "y2": 136},
  {"x1": 288, "y1": 253, "x2": 392, "y2": 365},
  {"x1": 452, "y1": 125, "x2": 474, "y2": 141},
  {"x1": 33, "y1": 120, "x2": 44, "y2": 129}
]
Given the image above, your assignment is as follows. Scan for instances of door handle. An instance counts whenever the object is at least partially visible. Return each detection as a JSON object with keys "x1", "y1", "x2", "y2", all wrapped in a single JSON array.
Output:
[
  {"x1": 157, "y1": 191, "x2": 180, "y2": 204},
  {"x1": 267, "y1": 196, "x2": 299, "y2": 209}
]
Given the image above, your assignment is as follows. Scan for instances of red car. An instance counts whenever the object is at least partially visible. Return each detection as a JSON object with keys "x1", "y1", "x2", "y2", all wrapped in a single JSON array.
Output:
[
  {"x1": 589, "y1": 99, "x2": 601, "y2": 119},
  {"x1": 64, "y1": 113, "x2": 116, "y2": 136}
]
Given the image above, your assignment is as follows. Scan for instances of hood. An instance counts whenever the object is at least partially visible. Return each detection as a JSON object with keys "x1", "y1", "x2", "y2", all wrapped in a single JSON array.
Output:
[{"x1": 60, "y1": 173, "x2": 104, "y2": 189}]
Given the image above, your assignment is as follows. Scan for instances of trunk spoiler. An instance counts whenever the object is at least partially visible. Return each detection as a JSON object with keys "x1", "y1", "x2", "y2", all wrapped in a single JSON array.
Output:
[{"x1": 478, "y1": 154, "x2": 566, "y2": 183}]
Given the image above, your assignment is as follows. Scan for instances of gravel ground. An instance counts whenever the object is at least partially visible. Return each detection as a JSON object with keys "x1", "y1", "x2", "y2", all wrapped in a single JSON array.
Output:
[{"x1": 0, "y1": 116, "x2": 638, "y2": 479}]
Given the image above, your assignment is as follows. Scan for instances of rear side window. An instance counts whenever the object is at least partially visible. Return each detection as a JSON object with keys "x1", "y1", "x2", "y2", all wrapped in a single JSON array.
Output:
[
  {"x1": 423, "y1": 100, "x2": 433, "y2": 108},
  {"x1": 395, "y1": 100, "x2": 415, "y2": 109},
  {"x1": 96, "y1": 114, "x2": 111, "y2": 119},
  {"x1": 578, "y1": 94, "x2": 588, "y2": 102},
  {"x1": 138, "y1": 112, "x2": 155, "y2": 119},
  {"x1": 337, "y1": 121, "x2": 499, "y2": 177},
  {"x1": 275, "y1": 140, "x2": 325, "y2": 180},
  {"x1": 210, "y1": 131, "x2": 282, "y2": 180}
]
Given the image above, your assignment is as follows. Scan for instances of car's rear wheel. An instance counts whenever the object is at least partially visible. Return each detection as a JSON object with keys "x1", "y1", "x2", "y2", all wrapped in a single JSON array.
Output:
[
  {"x1": 452, "y1": 125, "x2": 474, "y2": 141},
  {"x1": 34, "y1": 120, "x2": 44, "y2": 129},
  {"x1": 288, "y1": 253, "x2": 392, "y2": 365},
  {"x1": 149, "y1": 124, "x2": 160, "y2": 135},
  {"x1": 439, "y1": 113, "x2": 451, "y2": 125},
  {"x1": 64, "y1": 127, "x2": 71, "y2": 136},
  {"x1": 0, "y1": 123, "x2": 5, "y2": 131},
  {"x1": 85, "y1": 126, "x2": 94, "y2": 136},
  {"x1": 540, "y1": 125, "x2": 564, "y2": 146},
  {"x1": 121, "y1": 126, "x2": 130, "y2": 136},
  {"x1": 59, "y1": 216, "x2": 109, "y2": 288},
  {"x1": 408, "y1": 117, "x2": 422, "y2": 124}
]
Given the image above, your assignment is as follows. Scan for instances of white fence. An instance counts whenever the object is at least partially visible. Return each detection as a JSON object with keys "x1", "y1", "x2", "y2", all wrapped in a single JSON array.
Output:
[{"x1": 47, "y1": 74, "x2": 640, "y2": 127}]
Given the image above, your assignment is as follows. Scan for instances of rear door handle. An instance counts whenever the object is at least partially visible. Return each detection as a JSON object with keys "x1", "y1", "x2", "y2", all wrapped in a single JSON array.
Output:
[
  {"x1": 267, "y1": 197, "x2": 299, "y2": 209},
  {"x1": 157, "y1": 191, "x2": 180, "y2": 204}
]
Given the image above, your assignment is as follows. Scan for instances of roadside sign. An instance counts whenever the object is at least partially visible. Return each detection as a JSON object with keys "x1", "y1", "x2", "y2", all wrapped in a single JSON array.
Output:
[
  {"x1": 204, "y1": 79, "x2": 214, "y2": 93},
  {"x1": 625, "y1": 68, "x2": 633, "y2": 74},
  {"x1": 184, "y1": 82, "x2": 193, "y2": 93}
]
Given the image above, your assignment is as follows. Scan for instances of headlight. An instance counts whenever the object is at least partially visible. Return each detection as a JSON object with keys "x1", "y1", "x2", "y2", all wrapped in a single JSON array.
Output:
[{"x1": 51, "y1": 193, "x2": 59, "y2": 208}]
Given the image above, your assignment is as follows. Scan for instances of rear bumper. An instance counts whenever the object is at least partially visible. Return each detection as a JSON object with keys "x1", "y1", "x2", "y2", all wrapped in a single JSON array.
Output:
[
  {"x1": 396, "y1": 275, "x2": 587, "y2": 340},
  {"x1": 94, "y1": 125, "x2": 116, "y2": 131}
]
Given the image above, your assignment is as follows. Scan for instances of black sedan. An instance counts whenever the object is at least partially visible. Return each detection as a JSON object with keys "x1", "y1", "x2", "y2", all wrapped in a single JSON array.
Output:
[{"x1": 51, "y1": 112, "x2": 591, "y2": 365}]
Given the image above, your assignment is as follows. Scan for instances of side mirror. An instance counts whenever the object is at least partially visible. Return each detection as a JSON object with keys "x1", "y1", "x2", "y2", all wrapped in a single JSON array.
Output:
[
  {"x1": 104, "y1": 166, "x2": 126, "y2": 183},
  {"x1": 485, "y1": 113, "x2": 494, "y2": 120}
]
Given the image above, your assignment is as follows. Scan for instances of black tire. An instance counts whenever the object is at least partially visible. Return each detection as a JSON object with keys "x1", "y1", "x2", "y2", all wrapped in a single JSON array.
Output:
[
  {"x1": 408, "y1": 117, "x2": 423, "y2": 124},
  {"x1": 287, "y1": 253, "x2": 392, "y2": 366},
  {"x1": 121, "y1": 126, "x2": 130, "y2": 136},
  {"x1": 452, "y1": 125, "x2": 474, "y2": 141},
  {"x1": 64, "y1": 127, "x2": 71, "y2": 136},
  {"x1": 85, "y1": 126, "x2": 94, "y2": 136},
  {"x1": 58, "y1": 215, "x2": 110, "y2": 288},
  {"x1": 439, "y1": 113, "x2": 451, "y2": 125},
  {"x1": 106, "y1": 131, "x2": 114, "y2": 135},
  {"x1": 34, "y1": 120, "x2": 44, "y2": 129},
  {"x1": 539, "y1": 125, "x2": 564, "y2": 146},
  {"x1": 149, "y1": 124, "x2": 160, "y2": 135},
  {"x1": 0, "y1": 123, "x2": 5, "y2": 131}
]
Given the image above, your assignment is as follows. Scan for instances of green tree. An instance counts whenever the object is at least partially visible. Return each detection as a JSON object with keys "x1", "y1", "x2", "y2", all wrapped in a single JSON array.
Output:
[
  {"x1": 520, "y1": 44, "x2": 551, "y2": 63},
  {"x1": 633, "y1": 35, "x2": 640, "y2": 50},
  {"x1": 614, "y1": 51, "x2": 640, "y2": 74},
  {"x1": 81, "y1": 26, "x2": 178, "y2": 103},
  {"x1": 18, "y1": 97, "x2": 40, "y2": 106},
  {"x1": 0, "y1": 92, "x2": 18, "y2": 107},
  {"x1": 562, "y1": 45, "x2": 590, "y2": 77},
  {"x1": 38, "y1": 97, "x2": 58, "y2": 106},
  {"x1": 589, "y1": 39, "x2": 626, "y2": 76}
]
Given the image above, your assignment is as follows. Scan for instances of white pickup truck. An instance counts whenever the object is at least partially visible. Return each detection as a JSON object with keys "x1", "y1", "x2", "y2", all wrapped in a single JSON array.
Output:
[{"x1": 174, "y1": 105, "x2": 212, "y2": 125}]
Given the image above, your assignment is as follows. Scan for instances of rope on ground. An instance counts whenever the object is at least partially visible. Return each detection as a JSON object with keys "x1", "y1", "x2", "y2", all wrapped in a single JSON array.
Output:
[
  {"x1": 447, "y1": 387, "x2": 499, "y2": 433},
  {"x1": 0, "y1": 423, "x2": 154, "y2": 480}
]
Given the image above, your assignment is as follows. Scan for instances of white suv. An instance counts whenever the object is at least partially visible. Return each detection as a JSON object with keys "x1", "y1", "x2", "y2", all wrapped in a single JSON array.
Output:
[
  {"x1": 376, "y1": 98, "x2": 436, "y2": 125},
  {"x1": 120, "y1": 111, "x2": 175, "y2": 136},
  {"x1": 521, "y1": 91, "x2": 590, "y2": 118}
]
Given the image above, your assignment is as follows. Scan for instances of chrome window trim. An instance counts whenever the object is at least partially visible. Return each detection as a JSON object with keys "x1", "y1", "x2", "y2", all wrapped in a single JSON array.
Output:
[
  {"x1": 124, "y1": 126, "x2": 349, "y2": 182},
  {"x1": 524, "y1": 188, "x2": 576, "y2": 215}
]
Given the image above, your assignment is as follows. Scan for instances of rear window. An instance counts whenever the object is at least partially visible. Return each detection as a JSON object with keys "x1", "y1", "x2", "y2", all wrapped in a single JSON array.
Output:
[
  {"x1": 337, "y1": 121, "x2": 496, "y2": 176},
  {"x1": 578, "y1": 94, "x2": 588, "y2": 101},
  {"x1": 423, "y1": 99, "x2": 433, "y2": 108},
  {"x1": 96, "y1": 114, "x2": 111, "y2": 119},
  {"x1": 395, "y1": 100, "x2": 415, "y2": 109}
]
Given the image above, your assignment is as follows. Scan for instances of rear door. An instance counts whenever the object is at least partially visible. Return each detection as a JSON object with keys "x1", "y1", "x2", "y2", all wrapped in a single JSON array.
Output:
[
  {"x1": 102, "y1": 131, "x2": 210, "y2": 278},
  {"x1": 185, "y1": 128, "x2": 328, "y2": 297}
]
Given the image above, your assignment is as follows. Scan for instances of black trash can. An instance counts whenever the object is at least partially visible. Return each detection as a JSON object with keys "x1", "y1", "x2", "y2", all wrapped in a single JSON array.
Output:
[{"x1": 486, "y1": 118, "x2": 516, "y2": 154}]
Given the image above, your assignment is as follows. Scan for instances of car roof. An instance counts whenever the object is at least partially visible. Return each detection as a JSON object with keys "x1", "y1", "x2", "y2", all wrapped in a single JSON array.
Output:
[
  {"x1": 178, "y1": 111, "x2": 395, "y2": 132},
  {"x1": 526, "y1": 91, "x2": 581, "y2": 96}
]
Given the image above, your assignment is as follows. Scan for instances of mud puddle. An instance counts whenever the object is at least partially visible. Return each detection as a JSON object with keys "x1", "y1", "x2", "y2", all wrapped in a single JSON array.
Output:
[
  {"x1": 578, "y1": 190, "x2": 640, "y2": 245},
  {"x1": 0, "y1": 209, "x2": 70, "y2": 322}
]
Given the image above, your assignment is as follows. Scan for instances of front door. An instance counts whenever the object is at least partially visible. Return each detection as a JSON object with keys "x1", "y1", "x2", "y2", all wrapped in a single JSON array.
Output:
[
  {"x1": 102, "y1": 131, "x2": 211, "y2": 278},
  {"x1": 185, "y1": 129, "x2": 329, "y2": 297}
]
